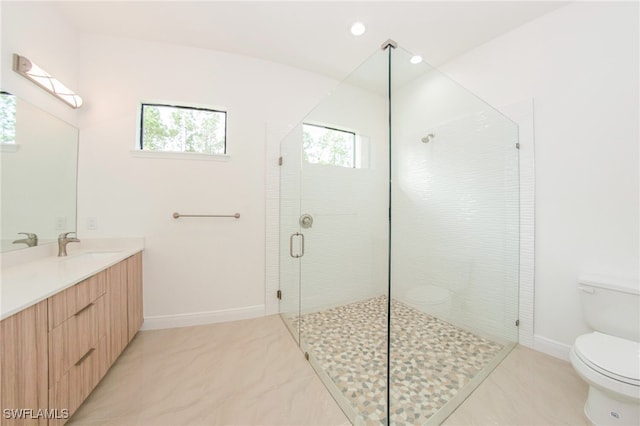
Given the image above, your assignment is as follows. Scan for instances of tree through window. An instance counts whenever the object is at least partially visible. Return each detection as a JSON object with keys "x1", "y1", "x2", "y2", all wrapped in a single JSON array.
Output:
[
  {"x1": 0, "y1": 92, "x2": 17, "y2": 145},
  {"x1": 303, "y1": 123, "x2": 356, "y2": 168},
  {"x1": 140, "y1": 103, "x2": 226, "y2": 154}
]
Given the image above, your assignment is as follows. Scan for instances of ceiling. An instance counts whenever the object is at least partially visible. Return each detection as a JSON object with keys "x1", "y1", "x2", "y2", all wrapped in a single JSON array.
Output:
[{"x1": 54, "y1": 1, "x2": 569, "y2": 81}]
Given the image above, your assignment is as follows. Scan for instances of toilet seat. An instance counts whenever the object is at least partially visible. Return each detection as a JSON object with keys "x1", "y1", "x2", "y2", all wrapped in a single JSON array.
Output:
[{"x1": 572, "y1": 332, "x2": 640, "y2": 391}]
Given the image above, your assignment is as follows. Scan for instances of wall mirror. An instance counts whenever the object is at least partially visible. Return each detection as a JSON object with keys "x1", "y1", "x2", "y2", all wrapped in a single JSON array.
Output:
[{"x1": 0, "y1": 91, "x2": 78, "y2": 253}]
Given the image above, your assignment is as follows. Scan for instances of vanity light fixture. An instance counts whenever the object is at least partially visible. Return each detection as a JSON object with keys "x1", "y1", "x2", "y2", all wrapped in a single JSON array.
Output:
[
  {"x1": 350, "y1": 21, "x2": 366, "y2": 36},
  {"x1": 12, "y1": 54, "x2": 83, "y2": 109}
]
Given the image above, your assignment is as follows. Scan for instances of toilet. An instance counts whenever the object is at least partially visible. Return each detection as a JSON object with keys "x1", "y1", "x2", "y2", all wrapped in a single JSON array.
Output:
[{"x1": 570, "y1": 275, "x2": 640, "y2": 425}]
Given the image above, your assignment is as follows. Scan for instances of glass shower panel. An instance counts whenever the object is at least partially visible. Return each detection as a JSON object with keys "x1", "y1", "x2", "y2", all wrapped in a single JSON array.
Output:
[
  {"x1": 297, "y1": 50, "x2": 390, "y2": 424},
  {"x1": 279, "y1": 124, "x2": 303, "y2": 342},
  {"x1": 389, "y1": 46, "x2": 520, "y2": 425}
]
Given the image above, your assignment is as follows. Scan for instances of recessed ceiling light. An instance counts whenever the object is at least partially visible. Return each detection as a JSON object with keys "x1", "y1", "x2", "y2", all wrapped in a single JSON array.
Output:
[
  {"x1": 350, "y1": 21, "x2": 366, "y2": 36},
  {"x1": 410, "y1": 55, "x2": 423, "y2": 64}
]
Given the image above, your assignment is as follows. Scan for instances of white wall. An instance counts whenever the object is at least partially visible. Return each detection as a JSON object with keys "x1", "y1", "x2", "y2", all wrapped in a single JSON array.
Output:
[
  {"x1": 0, "y1": 2, "x2": 79, "y2": 126},
  {"x1": 4, "y1": 1, "x2": 637, "y2": 353},
  {"x1": 76, "y1": 34, "x2": 335, "y2": 327},
  {"x1": 442, "y1": 2, "x2": 639, "y2": 357}
]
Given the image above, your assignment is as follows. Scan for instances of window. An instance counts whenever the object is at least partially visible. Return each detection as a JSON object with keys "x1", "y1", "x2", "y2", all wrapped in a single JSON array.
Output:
[
  {"x1": 0, "y1": 92, "x2": 17, "y2": 144},
  {"x1": 140, "y1": 103, "x2": 226, "y2": 155},
  {"x1": 302, "y1": 123, "x2": 357, "y2": 168}
]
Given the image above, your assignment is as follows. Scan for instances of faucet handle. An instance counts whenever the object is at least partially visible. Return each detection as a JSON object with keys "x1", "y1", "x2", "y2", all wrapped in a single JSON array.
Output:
[
  {"x1": 58, "y1": 231, "x2": 76, "y2": 239},
  {"x1": 18, "y1": 232, "x2": 37, "y2": 238}
]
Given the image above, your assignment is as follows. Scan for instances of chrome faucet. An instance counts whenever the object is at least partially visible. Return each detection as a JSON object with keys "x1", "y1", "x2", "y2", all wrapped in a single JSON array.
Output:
[
  {"x1": 58, "y1": 232, "x2": 80, "y2": 257},
  {"x1": 13, "y1": 232, "x2": 38, "y2": 247}
]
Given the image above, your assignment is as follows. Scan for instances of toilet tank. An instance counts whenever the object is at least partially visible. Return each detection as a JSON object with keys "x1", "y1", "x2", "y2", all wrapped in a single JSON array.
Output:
[{"x1": 578, "y1": 274, "x2": 640, "y2": 342}]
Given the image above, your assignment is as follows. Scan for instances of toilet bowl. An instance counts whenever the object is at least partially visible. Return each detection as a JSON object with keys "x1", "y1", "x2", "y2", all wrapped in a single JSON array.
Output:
[
  {"x1": 570, "y1": 275, "x2": 640, "y2": 426},
  {"x1": 403, "y1": 284, "x2": 452, "y2": 318},
  {"x1": 570, "y1": 332, "x2": 640, "y2": 425}
]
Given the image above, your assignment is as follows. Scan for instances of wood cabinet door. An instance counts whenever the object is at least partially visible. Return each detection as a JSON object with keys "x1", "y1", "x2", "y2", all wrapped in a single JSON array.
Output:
[
  {"x1": 48, "y1": 334, "x2": 109, "y2": 426},
  {"x1": 107, "y1": 261, "x2": 128, "y2": 364},
  {"x1": 0, "y1": 301, "x2": 48, "y2": 426},
  {"x1": 126, "y1": 252, "x2": 143, "y2": 341}
]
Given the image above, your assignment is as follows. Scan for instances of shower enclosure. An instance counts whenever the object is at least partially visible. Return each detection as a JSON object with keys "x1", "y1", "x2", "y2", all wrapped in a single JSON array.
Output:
[{"x1": 279, "y1": 42, "x2": 519, "y2": 425}]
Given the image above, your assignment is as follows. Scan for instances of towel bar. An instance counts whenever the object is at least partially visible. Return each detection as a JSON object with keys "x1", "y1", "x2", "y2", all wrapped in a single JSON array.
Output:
[{"x1": 172, "y1": 212, "x2": 240, "y2": 219}]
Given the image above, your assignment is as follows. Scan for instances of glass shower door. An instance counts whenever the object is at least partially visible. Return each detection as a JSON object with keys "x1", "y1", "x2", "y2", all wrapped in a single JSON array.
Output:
[
  {"x1": 294, "y1": 49, "x2": 391, "y2": 424},
  {"x1": 278, "y1": 42, "x2": 520, "y2": 426},
  {"x1": 389, "y1": 46, "x2": 520, "y2": 425}
]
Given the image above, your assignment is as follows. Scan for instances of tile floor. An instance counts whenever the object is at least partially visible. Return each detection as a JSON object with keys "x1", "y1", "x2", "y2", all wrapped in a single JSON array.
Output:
[
  {"x1": 69, "y1": 315, "x2": 589, "y2": 426},
  {"x1": 443, "y1": 345, "x2": 589, "y2": 426}
]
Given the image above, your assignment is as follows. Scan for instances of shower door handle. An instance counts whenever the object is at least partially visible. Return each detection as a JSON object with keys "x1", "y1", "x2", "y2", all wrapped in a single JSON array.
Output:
[
  {"x1": 289, "y1": 232, "x2": 304, "y2": 258},
  {"x1": 289, "y1": 233, "x2": 297, "y2": 258}
]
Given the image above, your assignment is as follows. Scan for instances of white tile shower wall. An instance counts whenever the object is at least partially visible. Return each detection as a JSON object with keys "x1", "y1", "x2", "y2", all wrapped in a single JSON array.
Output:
[
  {"x1": 391, "y1": 69, "x2": 520, "y2": 343},
  {"x1": 77, "y1": 33, "x2": 336, "y2": 324},
  {"x1": 439, "y1": 2, "x2": 639, "y2": 355},
  {"x1": 299, "y1": 164, "x2": 388, "y2": 311},
  {"x1": 291, "y1": 82, "x2": 389, "y2": 313}
]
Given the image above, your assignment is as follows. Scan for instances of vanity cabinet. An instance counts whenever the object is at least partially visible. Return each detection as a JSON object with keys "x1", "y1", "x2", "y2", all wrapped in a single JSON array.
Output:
[
  {"x1": 0, "y1": 252, "x2": 143, "y2": 426},
  {"x1": 48, "y1": 271, "x2": 109, "y2": 426},
  {"x1": 0, "y1": 301, "x2": 48, "y2": 426}
]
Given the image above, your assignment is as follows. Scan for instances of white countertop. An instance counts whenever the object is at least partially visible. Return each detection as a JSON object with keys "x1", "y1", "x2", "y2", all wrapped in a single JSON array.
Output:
[{"x1": 0, "y1": 238, "x2": 144, "y2": 320}]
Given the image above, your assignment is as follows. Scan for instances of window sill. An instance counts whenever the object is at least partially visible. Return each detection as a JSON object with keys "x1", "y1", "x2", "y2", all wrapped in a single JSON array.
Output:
[{"x1": 130, "y1": 150, "x2": 230, "y2": 161}]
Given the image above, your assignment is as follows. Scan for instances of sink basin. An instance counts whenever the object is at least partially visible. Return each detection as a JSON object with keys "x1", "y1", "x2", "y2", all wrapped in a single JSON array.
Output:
[{"x1": 60, "y1": 251, "x2": 122, "y2": 263}]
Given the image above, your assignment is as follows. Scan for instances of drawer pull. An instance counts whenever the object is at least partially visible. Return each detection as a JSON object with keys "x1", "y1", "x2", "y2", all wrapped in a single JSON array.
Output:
[
  {"x1": 74, "y1": 302, "x2": 94, "y2": 316},
  {"x1": 75, "y1": 348, "x2": 95, "y2": 366}
]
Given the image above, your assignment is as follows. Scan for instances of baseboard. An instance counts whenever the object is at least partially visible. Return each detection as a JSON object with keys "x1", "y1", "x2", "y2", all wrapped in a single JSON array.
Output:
[
  {"x1": 141, "y1": 305, "x2": 265, "y2": 330},
  {"x1": 533, "y1": 334, "x2": 572, "y2": 361}
]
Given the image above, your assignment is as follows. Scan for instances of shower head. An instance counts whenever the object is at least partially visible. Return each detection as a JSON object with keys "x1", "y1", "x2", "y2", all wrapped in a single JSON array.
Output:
[{"x1": 421, "y1": 133, "x2": 435, "y2": 144}]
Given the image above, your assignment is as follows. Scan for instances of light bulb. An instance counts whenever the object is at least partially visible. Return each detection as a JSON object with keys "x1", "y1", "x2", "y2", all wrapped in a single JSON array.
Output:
[{"x1": 350, "y1": 21, "x2": 366, "y2": 36}]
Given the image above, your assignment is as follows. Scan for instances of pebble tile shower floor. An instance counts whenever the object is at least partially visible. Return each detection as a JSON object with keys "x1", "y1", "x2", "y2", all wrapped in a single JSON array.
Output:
[{"x1": 295, "y1": 296, "x2": 504, "y2": 425}]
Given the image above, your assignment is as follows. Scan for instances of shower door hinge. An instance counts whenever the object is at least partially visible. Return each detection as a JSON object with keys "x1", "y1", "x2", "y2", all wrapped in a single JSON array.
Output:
[
  {"x1": 515, "y1": 142, "x2": 520, "y2": 149},
  {"x1": 381, "y1": 39, "x2": 398, "y2": 50},
  {"x1": 276, "y1": 290, "x2": 282, "y2": 300},
  {"x1": 278, "y1": 156, "x2": 283, "y2": 166},
  {"x1": 515, "y1": 319, "x2": 520, "y2": 327}
]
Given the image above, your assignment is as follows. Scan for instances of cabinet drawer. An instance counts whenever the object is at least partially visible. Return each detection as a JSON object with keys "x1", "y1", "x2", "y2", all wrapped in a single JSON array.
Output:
[
  {"x1": 48, "y1": 334, "x2": 109, "y2": 426},
  {"x1": 48, "y1": 271, "x2": 106, "y2": 331},
  {"x1": 49, "y1": 295, "x2": 107, "y2": 386}
]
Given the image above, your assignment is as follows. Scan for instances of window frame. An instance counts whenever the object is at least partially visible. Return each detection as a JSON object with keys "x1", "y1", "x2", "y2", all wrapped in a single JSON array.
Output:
[
  {"x1": 302, "y1": 122, "x2": 358, "y2": 169},
  {"x1": 138, "y1": 102, "x2": 228, "y2": 156}
]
